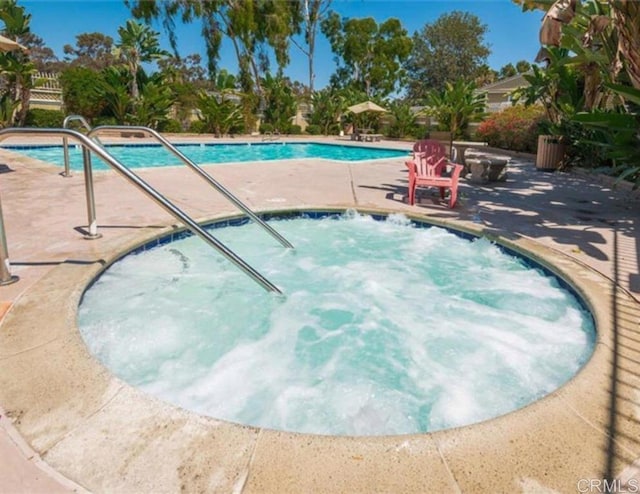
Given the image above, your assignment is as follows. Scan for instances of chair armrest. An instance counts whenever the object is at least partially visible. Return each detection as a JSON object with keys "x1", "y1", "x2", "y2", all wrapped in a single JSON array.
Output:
[
  {"x1": 433, "y1": 156, "x2": 448, "y2": 175},
  {"x1": 405, "y1": 160, "x2": 417, "y2": 180},
  {"x1": 449, "y1": 163, "x2": 464, "y2": 180}
]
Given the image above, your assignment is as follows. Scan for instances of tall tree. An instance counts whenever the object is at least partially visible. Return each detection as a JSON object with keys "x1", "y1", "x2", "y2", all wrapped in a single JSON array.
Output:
[
  {"x1": 113, "y1": 20, "x2": 168, "y2": 100},
  {"x1": 405, "y1": 11, "x2": 490, "y2": 100},
  {"x1": 290, "y1": 0, "x2": 332, "y2": 92},
  {"x1": 425, "y1": 79, "x2": 486, "y2": 139},
  {"x1": 0, "y1": 0, "x2": 37, "y2": 125},
  {"x1": 514, "y1": 0, "x2": 640, "y2": 89},
  {"x1": 126, "y1": 1, "x2": 300, "y2": 96},
  {"x1": 474, "y1": 64, "x2": 498, "y2": 86},
  {"x1": 63, "y1": 33, "x2": 117, "y2": 71},
  {"x1": 516, "y1": 59, "x2": 532, "y2": 73},
  {"x1": 499, "y1": 63, "x2": 517, "y2": 79},
  {"x1": 158, "y1": 54, "x2": 209, "y2": 129},
  {"x1": 59, "y1": 67, "x2": 106, "y2": 122},
  {"x1": 321, "y1": 14, "x2": 412, "y2": 97},
  {"x1": 261, "y1": 72, "x2": 296, "y2": 131}
]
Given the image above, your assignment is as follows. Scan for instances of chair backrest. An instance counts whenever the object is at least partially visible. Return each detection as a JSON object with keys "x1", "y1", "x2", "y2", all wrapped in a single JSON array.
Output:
[{"x1": 411, "y1": 139, "x2": 447, "y2": 178}]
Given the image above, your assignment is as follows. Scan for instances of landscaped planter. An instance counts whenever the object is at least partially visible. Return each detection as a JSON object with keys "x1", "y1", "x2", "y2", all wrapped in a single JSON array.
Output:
[{"x1": 536, "y1": 135, "x2": 566, "y2": 171}]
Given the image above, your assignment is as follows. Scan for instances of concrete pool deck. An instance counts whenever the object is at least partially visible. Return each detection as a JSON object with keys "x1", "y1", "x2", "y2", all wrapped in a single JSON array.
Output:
[{"x1": 0, "y1": 135, "x2": 638, "y2": 492}]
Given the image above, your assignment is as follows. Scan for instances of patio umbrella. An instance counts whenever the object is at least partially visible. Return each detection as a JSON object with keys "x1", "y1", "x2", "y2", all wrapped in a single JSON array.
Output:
[
  {"x1": 347, "y1": 101, "x2": 387, "y2": 114},
  {"x1": 0, "y1": 34, "x2": 27, "y2": 53}
]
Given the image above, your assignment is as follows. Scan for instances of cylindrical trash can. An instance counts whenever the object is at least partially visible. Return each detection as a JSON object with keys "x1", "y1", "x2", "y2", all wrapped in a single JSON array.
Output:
[{"x1": 536, "y1": 135, "x2": 566, "y2": 171}]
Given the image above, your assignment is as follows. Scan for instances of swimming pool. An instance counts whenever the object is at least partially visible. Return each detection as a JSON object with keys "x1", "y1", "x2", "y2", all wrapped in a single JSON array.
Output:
[
  {"x1": 4, "y1": 142, "x2": 408, "y2": 170},
  {"x1": 79, "y1": 210, "x2": 595, "y2": 436}
]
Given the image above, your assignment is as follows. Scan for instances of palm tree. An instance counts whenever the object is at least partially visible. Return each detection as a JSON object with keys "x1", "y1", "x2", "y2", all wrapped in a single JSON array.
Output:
[
  {"x1": 262, "y1": 73, "x2": 296, "y2": 132},
  {"x1": 98, "y1": 67, "x2": 133, "y2": 124},
  {"x1": 0, "y1": 0, "x2": 34, "y2": 126},
  {"x1": 113, "y1": 20, "x2": 168, "y2": 100},
  {"x1": 426, "y1": 80, "x2": 486, "y2": 139},
  {"x1": 388, "y1": 100, "x2": 418, "y2": 138},
  {"x1": 310, "y1": 88, "x2": 346, "y2": 135},
  {"x1": 196, "y1": 92, "x2": 244, "y2": 137}
]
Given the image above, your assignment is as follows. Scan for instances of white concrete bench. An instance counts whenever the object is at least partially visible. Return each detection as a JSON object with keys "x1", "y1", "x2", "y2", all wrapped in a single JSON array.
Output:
[{"x1": 465, "y1": 153, "x2": 510, "y2": 183}]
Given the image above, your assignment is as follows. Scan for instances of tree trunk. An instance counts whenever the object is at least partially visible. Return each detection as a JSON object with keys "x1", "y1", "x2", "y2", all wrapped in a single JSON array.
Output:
[
  {"x1": 16, "y1": 82, "x2": 30, "y2": 126},
  {"x1": 610, "y1": 0, "x2": 640, "y2": 89}
]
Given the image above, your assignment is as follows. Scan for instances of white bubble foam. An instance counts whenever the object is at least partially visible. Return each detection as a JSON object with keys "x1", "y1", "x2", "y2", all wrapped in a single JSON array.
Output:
[{"x1": 79, "y1": 214, "x2": 595, "y2": 436}]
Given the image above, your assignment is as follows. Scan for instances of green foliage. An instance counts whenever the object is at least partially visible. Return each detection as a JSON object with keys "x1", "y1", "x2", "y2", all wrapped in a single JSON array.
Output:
[
  {"x1": 92, "y1": 115, "x2": 119, "y2": 127},
  {"x1": 405, "y1": 11, "x2": 490, "y2": 99},
  {"x1": 289, "y1": 124, "x2": 302, "y2": 135},
  {"x1": 157, "y1": 119, "x2": 183, "y2": 133},
  {"x1": 573, "y1": 84, "x2": 640, "y2": 187},
  {"x1": 97, "y1": 67, "x2": 132, "y2": 124},
  {"x1": 476, "y1": 105, "x2": 546, "y2": 152},
  {"x1": 128, "y1": 1, "x2": 300, "y2": 95},
  {"x1": 188, "y1": 120, "x2": 206, "y2": 134},
  {"x1": 321, "y1": 14, "x2": 412, "y2": 97},
  {"x1": 0, "y1": 92, "x2": 18, "y2": 128},
  {"x1": 24, "y1": 108, "x2": 64, "y2": 128},
  {"x1": 512, "y1": 48, "x2": 585, "y2": 128},
  {"x1": 114, "y1": 19, "x2": 169, "y2": 100},
  {"x1": 129, "y1": 78, "x2": 174, "y2": 129},
  {"x1": 309, "y1": 87, "x2": 347, "y2": 135},
  {"x1": 63, "y1": 32, "x2": 116, "y2": 70},
  {"x1": 499, "y1": 63, "x2": 517, "y2": 79},
  {"x1": 262, "y1": 73, "x2": 296, "y2": 132},
  {"x1": 425, "y1": 79, "x2": 486, "y2": 139},
  {"x1": 515, "y1": 60, "x2": 532, "y2": 74},
  {"x1": 158, "y1": 54, "x2": 210, "y2": 131},
  {"x1": 196, "y1": 92, "x2": 244, "y2": 136},
  {"x1": 512, "y1": 0, "x2": 640, "y2": 183},
  {"x1": 386, "y1": 100, "x2": 418, "y2": 139},
  {"x1": 260, "y1": 122, "x2": 274, "y2": 134},
  {"x1": 0, "y1": 1, "x2": 38, "y2": 126},
  {"x1": 0, "y1": 0, "x2": 30, "y2": 38},
  {"x1": 305, "y1": 124, "x2": 321, "y2": 135},
  {"x1": 59, "y1": 67, "x2": 106, "y2": 121}
]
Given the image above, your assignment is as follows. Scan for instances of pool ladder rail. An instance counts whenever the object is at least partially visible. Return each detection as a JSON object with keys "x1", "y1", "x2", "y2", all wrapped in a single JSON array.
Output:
[
  {"x1": 85, "y1": 124, "x2": 294, "y2": 251},
  {"x1": 0, "y1": 126, "x2": 288, "y2": 294}
]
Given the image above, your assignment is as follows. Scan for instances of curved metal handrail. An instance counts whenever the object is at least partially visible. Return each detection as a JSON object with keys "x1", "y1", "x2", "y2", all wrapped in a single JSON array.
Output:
[
  {"x1": 61, "y1": 115, "x2": 104, "y2": 177},
  {"x1": 0, "y1": 127, "x2": 282, "y2": 294},
  {"x1": 88, "y1": 125, "x2": 294, "y2": 249},
  {"x1": 63, "y1": 114, "x2": 93, "y2": 132}
]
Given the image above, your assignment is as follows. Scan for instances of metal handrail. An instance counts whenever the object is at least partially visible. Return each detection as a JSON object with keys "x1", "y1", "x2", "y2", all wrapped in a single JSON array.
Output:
[
  {"x1": 0, "y1": 128, "x2": 282, "y2": 294},
  {"x1": 88, "y1": 125, "x2": 294, "y2": 249},
  {"x1": 0, "y1": 195, "x2": 19, "y2": 285},
  {"x1": 62, "y1": 115, "x2": 104, "y2": 178}
]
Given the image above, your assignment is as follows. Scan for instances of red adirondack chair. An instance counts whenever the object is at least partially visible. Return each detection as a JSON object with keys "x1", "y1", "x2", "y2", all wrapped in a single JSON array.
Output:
[{"x1": 405, "y1": 140, "x2": 463, "y2": 208}]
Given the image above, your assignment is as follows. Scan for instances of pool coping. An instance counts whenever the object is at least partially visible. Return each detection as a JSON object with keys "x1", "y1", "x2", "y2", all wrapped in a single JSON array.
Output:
[{"x1": 1, "y1": 206, "x2": 639, "y2": 492}]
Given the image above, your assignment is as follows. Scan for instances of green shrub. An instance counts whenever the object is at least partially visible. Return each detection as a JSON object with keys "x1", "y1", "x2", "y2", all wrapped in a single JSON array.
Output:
[
  {"x1": 188, "y1": 120, "x2": 206, "y2": 134},
  {"x1": 259, "y1": 123, "x2": 274, "y2": 134},
  {"x1": 306, "y1": 124, "x2": 320, "y2": 135},
  {"x1": 158, "y1": 119, "x2": 183, "y2": 133},
  {"x1": 24, "y1": 109, "x2": 64, "y2": 128},
  {"x1": 92, "y1": 115, "x2": 118, "y2": 127},
  {"x1": 476, "y1": 105, "x2": 547, "y2": 153},
  {"x1": 289, "y1": 124, "x2": 302, "y2": 135},
  {"x1": 59, "y1": 67, "x2": 106, "y2": 121}
]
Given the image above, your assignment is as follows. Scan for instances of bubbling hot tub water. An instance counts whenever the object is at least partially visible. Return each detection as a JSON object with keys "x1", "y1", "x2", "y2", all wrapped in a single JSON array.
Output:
[{"x1": 79, "y1": 211, "x2": 595, "y2": 436}]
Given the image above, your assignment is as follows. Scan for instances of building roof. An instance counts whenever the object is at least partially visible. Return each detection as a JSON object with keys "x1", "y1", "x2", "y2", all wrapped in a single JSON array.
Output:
[{"x1": 478, "y1": 73, "x2": 530, "y2": 93}]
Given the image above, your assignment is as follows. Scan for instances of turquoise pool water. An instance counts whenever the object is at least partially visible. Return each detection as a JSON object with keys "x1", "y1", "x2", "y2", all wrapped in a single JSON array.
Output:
[
  {"x1": 78, "y1": 211, "x2": 595, "y2": 436},
  {"x1": 4, "y1": 142, "x2": 407, "y2": 170}
]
